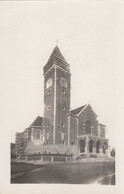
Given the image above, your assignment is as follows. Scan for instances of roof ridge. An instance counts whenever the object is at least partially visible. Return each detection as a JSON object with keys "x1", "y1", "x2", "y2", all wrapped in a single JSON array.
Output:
[
  {"x1": 30, "y1": 116, "x2": 43, "y2": 127},
  {"x1": 70, "y1": 104, "x2": 87, "y2": 115}
]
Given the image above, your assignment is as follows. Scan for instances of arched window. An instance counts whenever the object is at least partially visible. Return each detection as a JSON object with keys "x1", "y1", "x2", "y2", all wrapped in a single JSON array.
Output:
[
  {"x1": 96, "y1": 141, "x2": 101, "y2": 153},
  {"x1": 34, "y1": 130, "x2": 40, "y2": 140},
  {"x1": 47, "y1": 106, "x2": 50, "y2": 112},
  {"x1": 46, "y1": 78, "x2": 52, "y2": 89},
  {"x1": 89, "y1": 140, "x2": 94, "y2": 153},
  {"x1": 60, "y1": 140, "x2": 64, "y2": 144},
  {"x1": 21, "y1": 139, "x2": 23, "y2": 147},
  {"x1": 28, "y1": 130, "x2": 31, "y2": 140},
  {"x1": 62, "y1": 107, "x2": 66, "y2": 111},
  {"x1": 85, "y1": 120, "x2": 91, "y2": 134},
  {"x1": 79, "y1": 140, "x2": 85, "y2": 153}
]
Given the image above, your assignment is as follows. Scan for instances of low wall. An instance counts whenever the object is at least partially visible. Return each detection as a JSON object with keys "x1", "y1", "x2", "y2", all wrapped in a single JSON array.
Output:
[
  {"x1": 20, "y1": 154, "x2": 73, "y2": 163},
  {"x1": 27, "y1": 143, "x2": 78, "y2": 157}
]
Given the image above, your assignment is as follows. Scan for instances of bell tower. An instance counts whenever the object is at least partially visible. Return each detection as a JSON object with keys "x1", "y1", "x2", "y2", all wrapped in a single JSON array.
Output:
[{"x1": 43, "y1": 46, "x2": 71, "y2": 145}]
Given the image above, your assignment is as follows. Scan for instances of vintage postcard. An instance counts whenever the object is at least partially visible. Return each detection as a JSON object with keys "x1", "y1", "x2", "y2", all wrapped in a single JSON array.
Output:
[{"x1": 0, "y1": 0, "x2": 123, "y2": 194}]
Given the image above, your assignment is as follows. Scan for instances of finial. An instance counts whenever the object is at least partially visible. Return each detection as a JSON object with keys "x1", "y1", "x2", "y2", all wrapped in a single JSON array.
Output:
[{"x1": 55, "y1": 39, "x2": 59, "y2": 46}]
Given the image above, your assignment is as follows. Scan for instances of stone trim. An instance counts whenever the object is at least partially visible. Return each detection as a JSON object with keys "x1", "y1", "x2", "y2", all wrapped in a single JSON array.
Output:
[
  {"x1": 76, "y1": 117, "x2": 79, "y2": 147},
  {"x1": 77, "y1": 104, "x2": 88, "y2": 116},
  {"x1": 68, "y1": 115, "x2": 70, "y2": 146},
  {"x1": 44, "y1": 63, "x2": 71, "y2": 76},
  {"x1": 53, "y1": 66, "x2": 57, "y2": 144},
  {"x1": 77, "y1": 134, "x2": 108, "y2": 141}
]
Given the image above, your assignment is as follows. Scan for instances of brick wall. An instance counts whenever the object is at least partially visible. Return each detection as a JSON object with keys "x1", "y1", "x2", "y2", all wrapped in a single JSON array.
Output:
[
  {"x1": 27, "y1": 142, "x2": 78, "y2": 157},
  {"x1": 78, "y1": 105, "x2": 98, "y2": 136},
  {"x1": 99, "y1": 125, "x2": 105, "y2": 138},
  {"x1": 70, "y1": 116, "x2": 77, "y2": 146},
  {"x1": 55, "y1": 67, "x2": 70, "y2": 145},
  {"x1": 44, "y1": 68, "x2": 55, "y2": 144}
]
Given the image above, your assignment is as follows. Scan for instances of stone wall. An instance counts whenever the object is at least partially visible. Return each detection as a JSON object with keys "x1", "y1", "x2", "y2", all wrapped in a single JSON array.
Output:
[{"x1": 26, "y1": 142, "x2": 78, "y2": 157}]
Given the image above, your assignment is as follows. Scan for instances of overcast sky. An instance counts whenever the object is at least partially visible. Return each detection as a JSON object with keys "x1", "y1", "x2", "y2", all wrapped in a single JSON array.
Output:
[{"x1": 1, "y1": 1, "x2": 124, "y2": 148}]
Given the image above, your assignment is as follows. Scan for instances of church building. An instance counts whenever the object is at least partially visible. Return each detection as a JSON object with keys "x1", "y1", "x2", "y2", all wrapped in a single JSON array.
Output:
[{"x1": 15, "y1": 46, "x2": 109, "y2": 159}]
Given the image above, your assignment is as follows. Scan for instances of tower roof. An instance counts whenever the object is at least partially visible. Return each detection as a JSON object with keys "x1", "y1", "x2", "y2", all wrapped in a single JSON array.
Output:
[
  {"x1": 44, "y1": 46, "x2": 70, "y2": 74},
  {"x1": 48, "y1": 46, "x2": 66, "y2": 63}
]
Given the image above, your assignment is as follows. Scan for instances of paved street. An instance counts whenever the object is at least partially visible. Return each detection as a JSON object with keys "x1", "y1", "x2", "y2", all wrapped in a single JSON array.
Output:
[{"x1": 11, "y1": 161, "x2": 115, "y2": 184}]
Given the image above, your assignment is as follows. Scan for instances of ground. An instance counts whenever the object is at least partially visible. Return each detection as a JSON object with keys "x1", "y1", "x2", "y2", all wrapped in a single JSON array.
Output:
[
  {"x1": 11, "y1": 160, "x2": 115, "y2": 184},
  {"x1": 11, "y1": 162, "x2": 43, "y2": 174}
]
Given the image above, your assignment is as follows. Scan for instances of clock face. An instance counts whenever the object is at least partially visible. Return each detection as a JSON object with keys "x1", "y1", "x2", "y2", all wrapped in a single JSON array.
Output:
[
  {"x1": 60, "y1": 77, "x2": 67, "y2": 88},
  {"x1": 46, "y1": 78, "x2": 52, "y2": 89}
]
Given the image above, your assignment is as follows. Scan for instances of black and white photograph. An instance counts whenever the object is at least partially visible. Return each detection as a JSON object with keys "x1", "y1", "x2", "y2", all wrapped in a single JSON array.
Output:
[{"x1": 0, "y1": 0, "x2": 124, "y2": 193}]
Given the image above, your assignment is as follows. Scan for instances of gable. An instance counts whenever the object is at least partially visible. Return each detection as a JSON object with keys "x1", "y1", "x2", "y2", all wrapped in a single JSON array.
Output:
[
  {"x1": 77, "y1": 104, "x2": 98, "y2": 136},
  {"x1": 78, "y1": 104, "x2": 97, "y2": 121},
  {"x1": 30, "y1": 116, "x2": 43, "y2": 127},
  {"x1": 70, "y1": 105, "x2": 87, "y2": 115}
]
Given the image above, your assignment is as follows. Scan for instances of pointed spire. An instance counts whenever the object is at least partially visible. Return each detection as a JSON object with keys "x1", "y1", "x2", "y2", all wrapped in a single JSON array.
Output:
[
  {"x1": 48, "y1": 46, "x2": 66, "y2": 63},
  {"x1": 44, "y1": 46, "x2": 70, "y2": 74}
]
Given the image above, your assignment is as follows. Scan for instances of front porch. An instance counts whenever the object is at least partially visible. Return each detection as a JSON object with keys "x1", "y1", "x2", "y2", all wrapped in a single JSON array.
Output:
[{"x1": 77, "y1": 134, "x2": 109, "y2": 157}]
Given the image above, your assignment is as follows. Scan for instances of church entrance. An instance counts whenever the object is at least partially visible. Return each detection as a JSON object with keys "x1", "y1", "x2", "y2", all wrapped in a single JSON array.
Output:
[
  {"x1": 89, "y1": 140, "x2": 94, "y2": 153},
  {"x1": 96, "y1": 141, "x2": 100, "y2": 153},
  {"x1": 79, "y1": 140, "x2": 85, "y2": 153}
]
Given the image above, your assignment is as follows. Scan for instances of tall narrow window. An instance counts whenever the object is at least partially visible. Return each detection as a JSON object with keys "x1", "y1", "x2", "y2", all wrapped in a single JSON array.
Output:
[
  {"x1": 34, "y1": 130, "x2": 40, "y2": 140},
  {"x1": 60, "y1": 132, "x2": 65, "y2": 144},
  {"x1": 79, "y1": 140, "x2": 85, "y2": 153},
  {"x1": 89, "y1": 140, "x2": 94, "y2": 153},
  {"x1": 25, "y1": 141, "x2": 27, "y2": 147},
  {"x1": 85, "y1": 120, "x2": 91, "y2": 134},
  {"x1": 47, "y1": 90, "x2": 50, "y2": 95},
  {"x1": 21, "y1": 139, "x2": 23, "y2": 147},
  {"x1": 96, "y1": 141, "x2": 100, "y2": 153},
  {"x1": 103, "y1": 142, "x2": 106, "y2": 154},
  {"x1": 47, "y1": 106, "x2": 50, "y2": 112},
  {"x1": 62, "y1": 123, "x2": 65, "y2": 128},
  {"x1": 91, "y1": 126, "x2": 94, "y2": 135},
  {"x1": 28, "y1": 130, "x2": 31, "y2": 140},
  {"x1": 46, "y1": 133, "x2": 49, "y2": 140},
  {"x1": 62, "y1": 89, "x2": 66, "y2": 94},
  {"x1": 60, "y1": 140, "x2": 64, "y2": 144},
  {"x1": 62, "y1": 107, "x2": 66, "y2": 111},
  {"x1": 61, "y1": 132, "x2": 65, "y2": 140},
  {"x1": 46, "y1": 78, "x2": 52, "y2": 89}
]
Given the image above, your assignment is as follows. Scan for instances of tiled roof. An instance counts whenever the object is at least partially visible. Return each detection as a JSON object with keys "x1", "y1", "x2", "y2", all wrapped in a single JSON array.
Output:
[
  {"x1": 30, "y1": 116, "x2": 43, "y2": 127},
  {"x1": 48, "y1": 46, "x2": 66, "y2": 63},
  {"x1": 70, "y1": 105, "x2": 87, "y2": 115}
]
